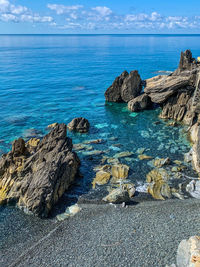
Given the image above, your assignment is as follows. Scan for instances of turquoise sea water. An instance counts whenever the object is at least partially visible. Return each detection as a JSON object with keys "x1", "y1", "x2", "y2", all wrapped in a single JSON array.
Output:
[{"x1": 0, "y1": 34, "x2": 200, "y2": 208}]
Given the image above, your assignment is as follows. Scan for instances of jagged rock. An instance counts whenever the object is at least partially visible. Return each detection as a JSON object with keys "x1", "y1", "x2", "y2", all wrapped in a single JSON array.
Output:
[
  {"x1": 128, "y1": 93, "x2": 152, "y2": 112},
  {"x1": 146, "y1": 168, "x2": 171, "y2": 200},
  {"x1": 159, "y1": 89, "x2": 194, "y2": 124},
  {"x1": 186, "y1": 180, "x2": 200, "y2": 199},
  {"x1": 105, "y1": 70, "x2": 142, "y2": 103},
  {"x1": 144, "y1": 74, "x2": 192, "y2": 104},
  {"x1": 67, "y1": 117, "x2": 90, "y2": 133},
  {"x1": 26, "y1": 138, "x2": 40, "y2": 154},
  {"x1": 174, "y1": 49, "x2": 197, "y2": 75},
  {"x1": 111, "y1": 164, "x2": 129, "y2": 180},
  {"x1": 92, "y1": 171, "x2": 111, "y2": 189},
  {"x1": 103, "y1": 184, "x2": 135, "y2": 203},
  {"x1": 0, "y1": 123, "x2": 80, "y2": 217},
  {"x1": 176, "y1": 236, "x2": 200, "y2": 267},
  {"x1": 47, "y1": 122, "x2": 59, "y2": 129},
  {"x1": 153, "y1": 157, "x2": 171, "y2": 168}
]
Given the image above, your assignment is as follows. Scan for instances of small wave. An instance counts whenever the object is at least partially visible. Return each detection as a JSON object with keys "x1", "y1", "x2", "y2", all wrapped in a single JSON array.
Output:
[{"x1": 153, "y1": 70, "x2": 173, "y2": 75}]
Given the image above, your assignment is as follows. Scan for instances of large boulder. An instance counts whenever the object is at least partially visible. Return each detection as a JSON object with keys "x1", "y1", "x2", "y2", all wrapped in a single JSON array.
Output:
[
  {"x1": 128, "y1": 93, "x2": 152, "y2": 112},
  {"x1": 105, "y1": 70, "x2": 142, "y2": 102},
  {"x1": 144, "y1": 74, "x2": 192, "y2": 104},
  {"x1": 0, "y1": 123, "x2": 80, "y2": 217},
  {"x1": 67, "y1": 117, "x2": 90, "y2": 133}
]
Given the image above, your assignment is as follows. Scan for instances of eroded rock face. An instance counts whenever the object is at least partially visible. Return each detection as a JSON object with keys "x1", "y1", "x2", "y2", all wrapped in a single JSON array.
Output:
[
  {"x1": 174, "y1": 49, "x2": 197, "y2": 75},
  {"x1": 128, "y1": 94, "x2": 152, "y2": 112},
  {"x1": 160, "y1": 89, "x2": 194, "y2": 124},
  {"x1": 67, "y1": 117, "x2": 90, "y2": 133},
  {"x1": 105, "y1": 70, "x2": 142, "y2": 102},
  {"x1": 144, "y1": 74, "x2": 193, "y2": 104},
  {"x1": 176, "y1": 236, "x2": 200, "y2": 267},
  {"x1": 0, "y1": 123, "x2": 80, "y2": 217}
]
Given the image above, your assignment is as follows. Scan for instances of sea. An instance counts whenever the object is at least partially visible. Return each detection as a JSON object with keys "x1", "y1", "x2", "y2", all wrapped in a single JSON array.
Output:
[{"x1": 0, "y1": 35, "x2": 200, "y2": 262}]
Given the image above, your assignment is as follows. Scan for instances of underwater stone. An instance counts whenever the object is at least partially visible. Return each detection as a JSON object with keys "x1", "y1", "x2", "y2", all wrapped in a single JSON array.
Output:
[
  {"x1": 103, "y1": 184, "x2": 135, "y2": 203},
  {"x1": 114, "y1": 151, "x2": 133, "y2": 158},
  {"x1": 138, "y1": 154, "x2": 153, "y2": 160}
]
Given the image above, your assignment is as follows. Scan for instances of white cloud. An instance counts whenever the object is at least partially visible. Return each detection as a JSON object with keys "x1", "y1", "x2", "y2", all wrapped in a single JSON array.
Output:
[
  {"x1": 0, "y1": 0, "x2": 53, "y2": 24},
  {"x1": 47, "y1": 4, "x2": 83, "y2": 15},
  {"x1": 91, "y1": 6, "x2": 112, "y2": 17}
]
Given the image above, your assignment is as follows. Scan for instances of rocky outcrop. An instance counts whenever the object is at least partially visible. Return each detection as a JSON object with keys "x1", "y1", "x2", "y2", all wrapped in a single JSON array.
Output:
[
  {"x1": 144, "y1": 74, "x2": 194, "y2": 104},
  {"x1": 174, "y1": 49, "x2": 197, "y2": 75},
  {"x1": 105, "y1": 70, "x2": 142, "y2": 102},
  {"x1": 67, "y1": 117, "x2": 90, "y2": 133},
  {"x1": 128, "y1": 93, "x2": 152, "y2": 112},
  {"x1": 0, "y1": 124, "x2": 80, "y2": 217},
  {"x1": 159, "y1": 88, "x2": 194, "y2": 124}
]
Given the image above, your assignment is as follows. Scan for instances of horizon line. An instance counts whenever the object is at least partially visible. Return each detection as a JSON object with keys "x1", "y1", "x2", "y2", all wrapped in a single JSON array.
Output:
[{"x1": 0, "y1": 33, "x2": 200, "y2": 36}]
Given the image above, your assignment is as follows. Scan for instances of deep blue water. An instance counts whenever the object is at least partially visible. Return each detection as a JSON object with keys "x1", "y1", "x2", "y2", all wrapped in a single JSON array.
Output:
[{"x1": 0, "y1": 34, "x2": 200, "y2": 201}]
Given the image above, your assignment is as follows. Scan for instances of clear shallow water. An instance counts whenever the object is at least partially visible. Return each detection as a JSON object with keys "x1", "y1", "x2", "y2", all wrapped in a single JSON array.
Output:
[{"x1": 0, "y1": 34, "x2": 200, "y2": 207}]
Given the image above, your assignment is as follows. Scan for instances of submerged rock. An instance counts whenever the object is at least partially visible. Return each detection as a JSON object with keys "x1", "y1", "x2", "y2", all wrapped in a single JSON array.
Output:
[
  {"x1": 153, "y1": 157, "x2": 171, "y2": 168},
  {"x1": 67, "y1": 117, "x2": 90, "y2": 133},
  {"x1": 138, "y1": 154, "x2": 153, "y2": 160},
  {"x1": 128, "y1": 93, "x2": 152, "y2": 112},
  {"x1": 105, "y1": 70, "x2": 142, "y2": 103},
  {"x1": 114, "y1": 151, "x2": 133, "y2": 158},
  {"x1": 0, "y1": 124, "x2": 80, "y2": 217}
]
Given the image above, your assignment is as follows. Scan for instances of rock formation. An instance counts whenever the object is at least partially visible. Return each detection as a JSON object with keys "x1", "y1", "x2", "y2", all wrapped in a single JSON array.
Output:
[
  {"x1": 128, "y1": 93, "x2": 152, "y2": 112},
  {"x1": 67, "y1": 117, "x2": 90, "y2": 133},
  {"x1": 0, "y1": 123, "x2": 80, "y2": 217},
  {"x1": 105, "y1": 70, "x2": 142, "y2": 102}
]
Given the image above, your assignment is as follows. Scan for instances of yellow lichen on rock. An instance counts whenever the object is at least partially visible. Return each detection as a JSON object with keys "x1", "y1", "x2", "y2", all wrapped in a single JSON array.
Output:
[
  {"x1": 47, "y1": 122, "x2": 59, "y2": 129},
  {"x1": 92, "y1": 171, "x2": 111, "y2": 189},
  {"x1": 26, "y1": 138, "x2": 40, "y2": 147}
]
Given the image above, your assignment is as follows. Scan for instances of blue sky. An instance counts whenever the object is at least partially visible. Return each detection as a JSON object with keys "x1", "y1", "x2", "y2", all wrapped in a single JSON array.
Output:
[{"x1": 0, "y1": 0, "x2": 200, "y2": 34}]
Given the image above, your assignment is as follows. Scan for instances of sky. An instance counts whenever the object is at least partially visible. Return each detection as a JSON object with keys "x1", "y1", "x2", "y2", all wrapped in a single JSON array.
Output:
[{"x1": 0, "y1": 0, "x2": 200, "y2": 34}]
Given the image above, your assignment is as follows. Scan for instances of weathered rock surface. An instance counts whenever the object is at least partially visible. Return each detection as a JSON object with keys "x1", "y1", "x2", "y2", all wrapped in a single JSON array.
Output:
[
  {"x1": 176, "y1": 236, "x2": 200, "y2": 267},
  {"x1": 128, "y1": 93, "x2": 152, "y2": 112},
  {"x1": 146, "y1": 168, "x2": 171, "y2": 200},
  {"x1": 105, "y1": 70, "x2": 142, "y2": 102},
  {"x1": 0, "y1": 123, "x2": 80, "y2": 217},
  {"x1": 174, "y1": 49, "x2": 197, "y2": 75},
  {"x1": 67, "y1": 117, "x2": 90, "y2": 133},
  {"x1": 144, "y1": 74, "x2": 193, "y2": 104},
  {"x1": 103, "y1": 183, "x2": 135, "y2": 203},
  {"x1": 160, "y1": 89, "x2": 194, "y2": 124}
]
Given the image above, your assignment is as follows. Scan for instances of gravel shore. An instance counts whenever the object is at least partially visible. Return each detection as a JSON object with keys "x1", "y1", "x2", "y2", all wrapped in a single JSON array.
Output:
[{"x1": 1, "y1": 198, "x2": 200, "y2": 267}]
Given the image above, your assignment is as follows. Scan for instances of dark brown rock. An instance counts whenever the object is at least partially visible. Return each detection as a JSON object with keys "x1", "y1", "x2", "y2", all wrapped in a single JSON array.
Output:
[
  {"x1": 105, "y1": 70, "x2": 142, "y2": 103},
  {"x1": 67, "y1": 117, "x2": 90, "y2": 133},
  {"x1": 0, "y1": 123, "x2": 80, "y2": 217},
  {"x1": 128, "y1": 94, "x2": 152, "y2": 112},
  {"x1": 12, "y1": 138, "x2": 26, "y2": 157}
]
